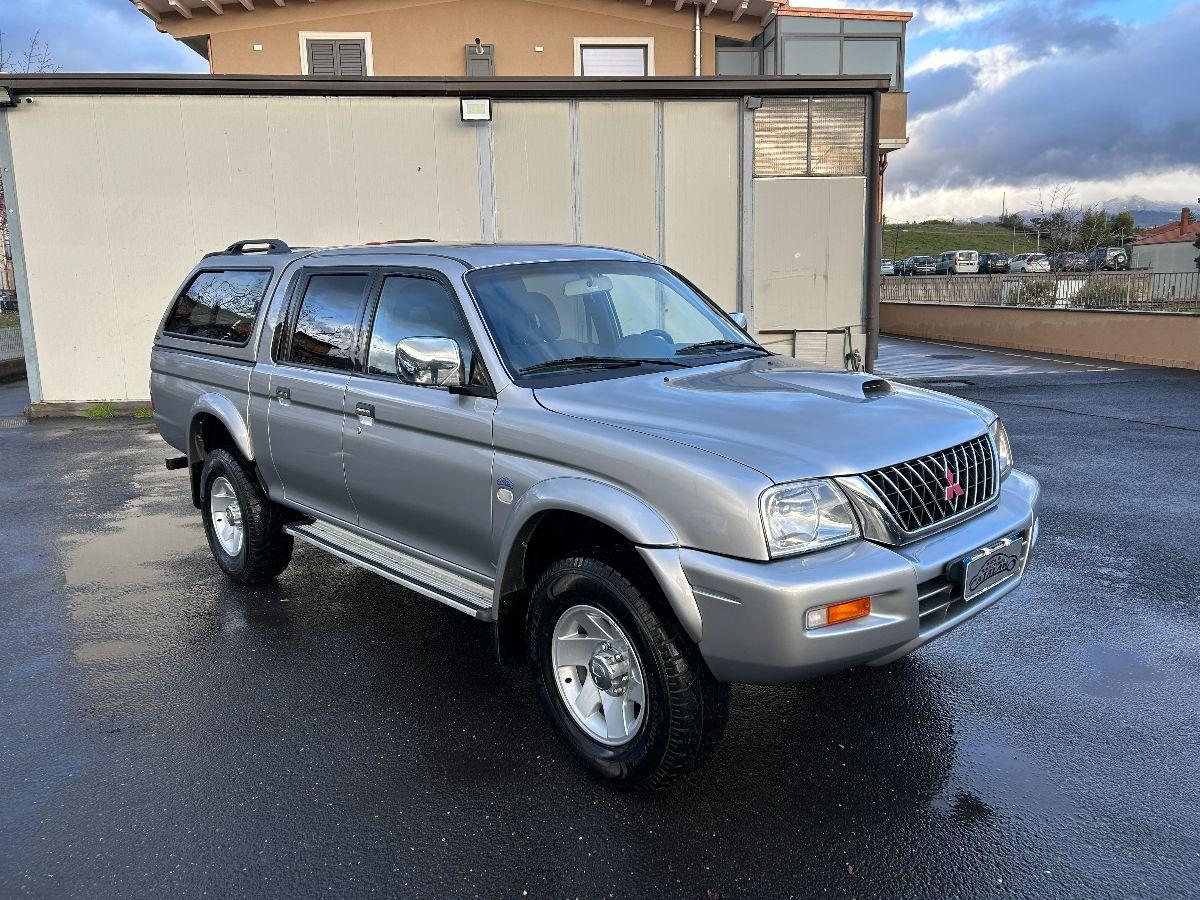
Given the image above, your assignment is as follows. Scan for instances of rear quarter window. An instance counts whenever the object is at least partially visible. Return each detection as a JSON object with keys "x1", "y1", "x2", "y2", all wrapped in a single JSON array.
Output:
[{"x1": 163, "y1": 269, "x2": 272, "y2": 345}]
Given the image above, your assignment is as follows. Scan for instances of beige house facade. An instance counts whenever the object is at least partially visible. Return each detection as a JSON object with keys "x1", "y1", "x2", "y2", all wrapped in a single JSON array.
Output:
[{"x1": 135, "y1": 0, "x2": 770, "y2": 77}]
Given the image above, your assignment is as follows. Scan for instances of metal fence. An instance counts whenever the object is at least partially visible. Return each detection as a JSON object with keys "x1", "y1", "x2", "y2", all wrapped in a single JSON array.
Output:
[
  {"x1": 0, "y1": 324, "x2": 24, "y2": 363},
  {"x1": 882, "y1": 271, "x2": 1200, "y2": 312}
]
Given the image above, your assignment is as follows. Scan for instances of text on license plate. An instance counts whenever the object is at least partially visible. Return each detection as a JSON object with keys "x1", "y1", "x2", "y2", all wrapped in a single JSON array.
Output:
[{"x1": 962, "y1": 536, "x2": 1025, "y2": 601}]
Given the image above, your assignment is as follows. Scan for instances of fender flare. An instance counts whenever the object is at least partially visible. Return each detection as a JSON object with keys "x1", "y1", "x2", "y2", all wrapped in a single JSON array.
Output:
[
  {"x1": 494, "y1": 478, "x2": 703, "y2": 643},
  {"x1": 188, "y1": 392, "x2": 254, "y2": 463}
]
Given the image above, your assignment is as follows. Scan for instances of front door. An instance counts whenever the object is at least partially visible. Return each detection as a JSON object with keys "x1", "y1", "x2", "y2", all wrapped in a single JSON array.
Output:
[
  {"x1": 268, "y1": 271, "x2": 373, "y2": 523},
  {"x1": 343, "y1": 272, "x2": 496, "y2": 576}
]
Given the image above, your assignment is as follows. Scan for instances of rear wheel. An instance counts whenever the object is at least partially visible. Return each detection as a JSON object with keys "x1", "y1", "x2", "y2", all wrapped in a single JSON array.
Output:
[
  {"x1": 201, "y1": 449, "x2": 293, "y2": 584},
  {"x1": 528, "y1": 556, "x2": 728, "y2": 790}
]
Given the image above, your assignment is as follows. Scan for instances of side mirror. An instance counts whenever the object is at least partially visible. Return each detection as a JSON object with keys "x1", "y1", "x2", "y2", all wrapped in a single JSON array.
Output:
[
  {"x1": 729, "y1": 312, "x2": 748, "y2": 330},
  {"x1": 395, "y1": 336, "x2": 463, "y2": 388}
]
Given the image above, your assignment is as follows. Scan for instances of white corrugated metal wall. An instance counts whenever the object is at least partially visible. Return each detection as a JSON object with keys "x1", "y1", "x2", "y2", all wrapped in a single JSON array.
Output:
[{"x1": 2, "y1": 91, "x2": 866, "y2": 404}]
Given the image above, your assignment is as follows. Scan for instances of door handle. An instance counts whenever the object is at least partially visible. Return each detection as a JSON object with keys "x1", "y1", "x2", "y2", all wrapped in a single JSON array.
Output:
[
  {"x1": 276, "y1": 387, "x2": 291, "y2": 403},
  {"x1": 355, "y1": 402, "x2": 375, "y2": 419}
]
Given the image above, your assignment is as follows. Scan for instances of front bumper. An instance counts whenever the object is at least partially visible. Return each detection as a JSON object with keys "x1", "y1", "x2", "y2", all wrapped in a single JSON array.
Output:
[{"x1": 683, "y1": 470, "x2": 1040, "y2": 683}]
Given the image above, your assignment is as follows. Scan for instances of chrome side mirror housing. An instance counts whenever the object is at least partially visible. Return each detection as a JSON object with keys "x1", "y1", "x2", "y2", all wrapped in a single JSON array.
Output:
[
  {"x1": 395, "y1": 336, "x2": 463, "y2": 388},
  {"x1": 729, "y1": 312, "x2": 748, "y2": 330}
]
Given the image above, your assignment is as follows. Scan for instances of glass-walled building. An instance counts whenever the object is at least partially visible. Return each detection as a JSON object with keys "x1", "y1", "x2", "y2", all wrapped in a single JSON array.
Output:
[{"x1": 717, "y1": 8, "x2": 908, "y2": 91}]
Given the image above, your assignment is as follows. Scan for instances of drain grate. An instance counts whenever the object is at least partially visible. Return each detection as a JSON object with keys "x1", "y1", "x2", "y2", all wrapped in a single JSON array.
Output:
[
  {"x1": 0, "y1": 417, "x2": 27, "y2": 429},
  {"x1": 929, "y1": 353, "x2": 973, "y2": 360}
]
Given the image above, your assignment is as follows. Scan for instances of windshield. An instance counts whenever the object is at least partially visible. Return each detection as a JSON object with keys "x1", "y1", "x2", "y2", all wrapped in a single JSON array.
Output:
[{"x1": 466, "y1": 260, "x2": 763, "y2": 382}]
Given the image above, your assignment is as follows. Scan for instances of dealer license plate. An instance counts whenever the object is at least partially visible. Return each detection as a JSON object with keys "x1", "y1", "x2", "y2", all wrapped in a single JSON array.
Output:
[{"x1": 962, "y1": 535, "x2": 1025, "y2": 601}]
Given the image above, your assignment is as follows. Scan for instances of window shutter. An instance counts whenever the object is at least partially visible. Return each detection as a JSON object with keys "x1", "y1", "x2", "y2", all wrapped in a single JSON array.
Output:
[
  {"x1": 306, "y1": 39, "x2": 337, "y2": 76},
  {"x1": 335, "y1": 40, "x2": 366, "y2": 76},
  {"x1": 465, "y1": 43, "x2": 495, "y2": 77},
  {"x1": 579, "y1": 45, "x2": 648, "y2": 76}
]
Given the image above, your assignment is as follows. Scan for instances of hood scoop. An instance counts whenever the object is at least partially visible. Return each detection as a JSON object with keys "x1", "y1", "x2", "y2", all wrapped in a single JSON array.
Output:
[{"x1": 861, "y1": 378, "x2": 894, "y2": 398}]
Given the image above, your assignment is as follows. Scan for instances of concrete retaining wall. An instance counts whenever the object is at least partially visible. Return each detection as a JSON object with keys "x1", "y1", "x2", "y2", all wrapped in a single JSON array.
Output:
[{"x1": 880, "y1": 302, "x2": 1200, "y2": 371}]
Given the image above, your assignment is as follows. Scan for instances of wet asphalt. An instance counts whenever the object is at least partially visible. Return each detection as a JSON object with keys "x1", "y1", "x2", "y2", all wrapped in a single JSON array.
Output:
[{"x1": 2, "y1": 355, "x2": 1199, "y2": 899}]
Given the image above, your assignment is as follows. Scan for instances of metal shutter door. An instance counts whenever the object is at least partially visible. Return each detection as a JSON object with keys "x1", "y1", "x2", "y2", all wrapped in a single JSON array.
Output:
[{"x1": 579, "y1": 46, "x2": 647, "y2": 76}]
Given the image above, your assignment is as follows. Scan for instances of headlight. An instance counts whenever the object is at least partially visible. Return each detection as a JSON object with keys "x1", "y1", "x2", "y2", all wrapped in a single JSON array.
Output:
[
  {"x1": 760, "y1": 479, "x2": 859, "y2": 558},
  {"x1": 990, "y1": 417, "x2": 1013, "y2": 479}
]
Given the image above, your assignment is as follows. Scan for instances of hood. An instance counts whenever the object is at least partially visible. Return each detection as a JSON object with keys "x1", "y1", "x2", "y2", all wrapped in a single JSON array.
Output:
[{"x1": 533, "y1": 357, "x2": 992, "y2": 483}]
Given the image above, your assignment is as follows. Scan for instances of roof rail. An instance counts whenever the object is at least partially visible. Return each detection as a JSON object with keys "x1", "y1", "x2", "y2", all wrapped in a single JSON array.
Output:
[
  {"x1": 363, "y1": 238, "x2": 437, "y2": 245},
  {"x1": 224, "y1": 238, "x2": 292, "y2": 255}
]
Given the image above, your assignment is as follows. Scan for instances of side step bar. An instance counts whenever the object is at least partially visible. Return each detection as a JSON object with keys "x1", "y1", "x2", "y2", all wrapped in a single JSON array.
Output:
[{"x1": 285, "y1": 520, "x2": 494, "y2": 621}]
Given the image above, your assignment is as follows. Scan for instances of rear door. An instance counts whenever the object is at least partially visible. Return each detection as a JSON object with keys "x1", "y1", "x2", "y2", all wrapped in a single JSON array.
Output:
[
  {"x1": 342, "y1": 271, "x2": 496, "y2": 576},
  {"x1": 267, "y1": 269, "x2": 374, "y2": 522}
]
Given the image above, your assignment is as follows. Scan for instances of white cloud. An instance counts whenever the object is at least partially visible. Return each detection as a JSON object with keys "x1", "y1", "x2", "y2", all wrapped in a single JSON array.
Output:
[
  {"x1": 910, "y1": 2, "x2": 1005, "y2": 35},
  {"x1": 907, "y1": 43, "x2": 1032, "y2": 96},
  {"x1": 885, "y1": 167, "x2": 1200, "y2": 222}
]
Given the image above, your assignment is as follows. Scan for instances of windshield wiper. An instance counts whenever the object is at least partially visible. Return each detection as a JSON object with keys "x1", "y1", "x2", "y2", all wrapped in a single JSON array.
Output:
[
  {"x1": 675, "y1": 339, "x2": 768, "y2": 356},
  {"x1": 518, "y1": 355, "x2": 688, "y2": 375}
]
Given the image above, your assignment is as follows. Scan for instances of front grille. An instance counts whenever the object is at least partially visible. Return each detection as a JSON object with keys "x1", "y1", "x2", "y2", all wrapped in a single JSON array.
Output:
[{"x1": 861, "y1": 434, "x2": 996, "y2": 533}]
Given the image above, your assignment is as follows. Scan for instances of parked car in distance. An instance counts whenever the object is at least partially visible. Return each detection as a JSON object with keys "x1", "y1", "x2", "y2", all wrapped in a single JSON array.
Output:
[
  {"x1": 901, "y1": 256, "x2": 937, "y2": 276},
  {"x1": 936, "y1": 250, "x2": 980, "y2": 275},
  {"x1": 1051, "y1": 252, "x2": 1089, "y2": 272},
  {"x1": 151, "y1": 239, "x2": 1040, "y2": 790},
  {"x1": 1010, "y1": 253, "x2": 1051, "y2": 273},
  {"x1": 978, "y1": 252, "x2": 1011, "y2": 274},
  {"x1": 881, "y1": 258, "x2": 896, "y2": 276},
  {"x1": 1087, "y1": 246, "x2": 1130, "y2": 271},
  {"x1": 0, "y1": 292, "x2": 17, "y2": 312}
]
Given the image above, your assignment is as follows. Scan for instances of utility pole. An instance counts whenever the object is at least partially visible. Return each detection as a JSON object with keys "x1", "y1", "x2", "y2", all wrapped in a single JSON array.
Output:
[{"x1": 1012, "y1": 225, "x2": 1016, "y2": 254}]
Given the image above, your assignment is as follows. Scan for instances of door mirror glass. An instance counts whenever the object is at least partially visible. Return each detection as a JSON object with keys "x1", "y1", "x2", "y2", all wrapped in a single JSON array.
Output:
[
  {"x1": 729, "y1": 312, "x2": 748, "y2": 330},
  {"x1": 395, "y1": 337, "x2": 463, "y2": 387}
]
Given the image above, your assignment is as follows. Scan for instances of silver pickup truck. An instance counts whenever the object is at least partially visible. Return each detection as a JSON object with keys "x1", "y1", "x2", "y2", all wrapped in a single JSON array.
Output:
[{"x1": 151, "y1": 239, "x2": 1040, "y2": 789}]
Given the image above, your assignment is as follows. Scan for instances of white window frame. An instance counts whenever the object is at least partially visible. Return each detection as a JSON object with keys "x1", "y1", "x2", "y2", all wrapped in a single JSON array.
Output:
[
  {"x1": 573, "y1": 37, "x2": 655, "y2": 76},
  {"x1": 299, "y1": 31, "x2": 375, "y2": 76}
]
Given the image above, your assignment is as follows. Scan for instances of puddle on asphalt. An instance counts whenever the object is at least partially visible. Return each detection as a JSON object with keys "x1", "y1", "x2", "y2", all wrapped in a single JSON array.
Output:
[
  {"x1": 73, "y1": 639, "x2": 148, "y2": 663},
  {"x1": 934, "y1": 733, "x2": 1074, "y2": 822},
  {"x1": 1080, "y1": 643, "x2": 1164, "y2": 697},
  {"x1": 63, "y1": 504, "x2": 201, "y2": 591},
  {"x1": 60, "y1": 489, "x2": 205, "y2": 681}
]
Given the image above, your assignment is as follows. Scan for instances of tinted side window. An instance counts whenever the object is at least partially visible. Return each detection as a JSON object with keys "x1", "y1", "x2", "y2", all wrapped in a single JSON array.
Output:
[
  {"x1": 164, "y1": 270, "x2": 271, "y2": 344},
  {"x1": 367, "y1": 276, "x2": 476, "y2": 381},
  {"x1": 287, "y1": 274, "x2": 369, "y2": 371}
]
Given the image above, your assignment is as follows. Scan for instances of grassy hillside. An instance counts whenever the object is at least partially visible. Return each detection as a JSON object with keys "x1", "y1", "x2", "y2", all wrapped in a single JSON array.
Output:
[{"x1": 882, "y1": 221, "x2": 1040, "y2": 261}]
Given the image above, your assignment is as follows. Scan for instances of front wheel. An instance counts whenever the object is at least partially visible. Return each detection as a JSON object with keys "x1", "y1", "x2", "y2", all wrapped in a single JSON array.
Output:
[
  {"x1": 528, "y1": 556, "x2": 728, "y2": 790},
  {"x1": 201, "y1": 449, "x2": 294, "y2": 584}
]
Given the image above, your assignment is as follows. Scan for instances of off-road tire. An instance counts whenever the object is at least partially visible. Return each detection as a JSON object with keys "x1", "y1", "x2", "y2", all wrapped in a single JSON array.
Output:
[
  {"x1": 528, "y1": 555, "x2": 729, "y2": 790},
  {"x1": 201, "y1": 449, "x2": 293, "y2": 584}
]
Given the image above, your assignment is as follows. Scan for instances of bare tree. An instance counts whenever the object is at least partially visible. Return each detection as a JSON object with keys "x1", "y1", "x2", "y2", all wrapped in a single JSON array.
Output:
[
  {"x1": 0, "y1": 31, "x2": 58, "y2": 276},
  {"x1": 0, "y1": 31, "x2": 60, "y2": 74},
  {"x1": 1027, "y1": 185, "x2": 1080, "y2": 254}
]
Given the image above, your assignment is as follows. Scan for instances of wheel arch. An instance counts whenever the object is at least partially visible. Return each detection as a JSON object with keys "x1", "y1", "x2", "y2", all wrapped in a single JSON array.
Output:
[
  {"x1": 492, "y1": 479, "x2": 702, "y2": 666},
  {"x1": 186, "y1": 393, "x2": 255, "y2": 507}
]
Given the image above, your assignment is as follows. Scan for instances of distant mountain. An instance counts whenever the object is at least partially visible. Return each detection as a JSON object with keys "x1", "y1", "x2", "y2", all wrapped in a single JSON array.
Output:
[
  {"x1": 1095, "y1": 196, "x2": 1189, "y2": 227},
  {"x1": 1003, "y1": 196, "x2": 1189, "y2": 228}
]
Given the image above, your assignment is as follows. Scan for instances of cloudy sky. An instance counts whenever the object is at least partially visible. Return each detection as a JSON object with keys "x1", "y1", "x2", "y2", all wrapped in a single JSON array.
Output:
[
  {"x1": 1, "y1": 0, "x2": 1196, "y2": 221},
  {"x1": 872, "y1": 0, "x2": 1199, "y2": 219}
]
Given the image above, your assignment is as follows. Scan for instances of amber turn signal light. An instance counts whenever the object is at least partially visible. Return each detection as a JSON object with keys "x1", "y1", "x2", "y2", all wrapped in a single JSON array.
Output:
[{"x1": 805, "y1": 596, "x2": 871, "y2": 630}]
